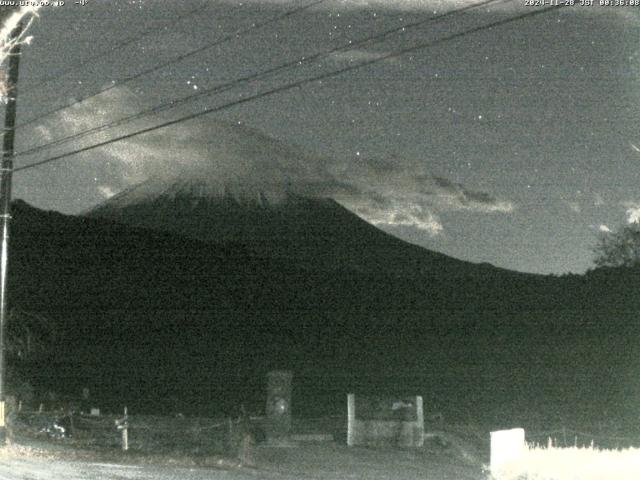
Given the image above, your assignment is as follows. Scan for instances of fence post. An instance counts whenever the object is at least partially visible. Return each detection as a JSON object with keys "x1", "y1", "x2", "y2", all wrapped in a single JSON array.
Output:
[
  {"x1": 122, "y1": 406, "x2": 128, "y2": 451},
  {"x1": 347, "y1": 393, "x2": 355, "y2": 446},
  {"x1": 116, "y1": 406, "x2": 129, "y2": 451},
  {"x1": 225, "y1": 416, "x2": 233, "y2": 454}
]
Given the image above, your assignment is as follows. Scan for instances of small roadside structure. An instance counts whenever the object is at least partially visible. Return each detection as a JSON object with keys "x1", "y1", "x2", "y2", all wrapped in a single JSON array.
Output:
[
  {"x1": 490, "y1": 427, "x2": 525, "y2": 475},
  {"x1": 347, "y1": 394, "x2": 424, "y2": 447}
]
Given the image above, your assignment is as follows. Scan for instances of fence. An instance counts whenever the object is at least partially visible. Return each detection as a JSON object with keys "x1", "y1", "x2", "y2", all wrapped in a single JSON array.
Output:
[
  {"x1": 10, "y1": 407, "x2": 255, "y2": 457},
  {"x1": 9, "y1": 402, "x2": 346, "y2": 460}
]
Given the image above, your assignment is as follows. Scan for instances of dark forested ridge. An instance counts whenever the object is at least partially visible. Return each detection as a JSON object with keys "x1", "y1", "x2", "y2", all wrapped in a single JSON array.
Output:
[{"x1": 8, "y1": 199, "x2": 640, "y2": 424}]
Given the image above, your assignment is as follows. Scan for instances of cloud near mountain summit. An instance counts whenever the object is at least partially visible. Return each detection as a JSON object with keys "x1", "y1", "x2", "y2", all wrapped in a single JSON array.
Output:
[{"x1": 25, "y1": 87, "x2": 514, "y2": 234}]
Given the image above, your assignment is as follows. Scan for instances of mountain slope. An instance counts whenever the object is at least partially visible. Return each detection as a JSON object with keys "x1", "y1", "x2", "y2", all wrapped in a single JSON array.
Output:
[
  {"x1": 89, "y1": 178, "x2": 471, "y2": 274},
  {"x1": 12, "y1": 200, "x2": 640, "y2": 421}
]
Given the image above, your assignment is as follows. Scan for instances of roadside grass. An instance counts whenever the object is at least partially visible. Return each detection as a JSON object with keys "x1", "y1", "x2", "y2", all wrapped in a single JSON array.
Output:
[{"x1": 491, "y1": 442, "x2": 640, "y2": 480}]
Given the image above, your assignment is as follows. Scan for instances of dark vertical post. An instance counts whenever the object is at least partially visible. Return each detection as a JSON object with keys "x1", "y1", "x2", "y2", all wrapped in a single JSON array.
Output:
[{"x1": 0, "y1": 20, "x2": 23, "y2": 443}]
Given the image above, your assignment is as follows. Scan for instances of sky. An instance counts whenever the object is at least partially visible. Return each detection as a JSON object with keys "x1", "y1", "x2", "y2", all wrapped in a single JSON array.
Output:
[{"x1": 2, "y1": 0, "x2": 640, "y2": 274}]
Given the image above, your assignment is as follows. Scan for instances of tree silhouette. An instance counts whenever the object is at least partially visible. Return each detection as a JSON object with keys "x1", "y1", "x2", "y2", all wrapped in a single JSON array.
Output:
[{"x1": 594, "y1": 223, "x2": 640, "y2": 268}]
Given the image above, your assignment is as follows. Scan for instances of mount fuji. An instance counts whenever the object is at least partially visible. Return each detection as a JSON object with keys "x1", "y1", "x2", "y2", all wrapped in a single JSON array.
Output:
[{"x1": 87, "y1": 121, "x2": 492, "y2": 275}]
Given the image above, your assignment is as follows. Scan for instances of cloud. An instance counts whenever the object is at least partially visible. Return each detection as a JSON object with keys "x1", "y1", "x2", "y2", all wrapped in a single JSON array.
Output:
[
  {"x1": 98, "y1": 185, "x2": 116, "y2": 198},
  {"x1": 622, "y1": 201, "x2": 640, "y2": 224},
  {"x1": 627, "y1": 205, "x2": 640, "y2": 224},
  {"x1": 24, "y1": 86, "x2": 514, "y2": 234},
  {"x1": 333, "y1": 188, "x2": 444, "y2": 234},
  {"x1": 327, "y1": 161, "x2": 513, "y2": 232},
  {"x1": 431, "y1": 176, "x2": 514, "y2": 213}
]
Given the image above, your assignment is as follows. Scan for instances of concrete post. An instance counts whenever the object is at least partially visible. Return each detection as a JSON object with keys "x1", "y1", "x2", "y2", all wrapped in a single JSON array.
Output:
[{"x1": 265, "y1": 370, "x2": 292, "y2": 442}]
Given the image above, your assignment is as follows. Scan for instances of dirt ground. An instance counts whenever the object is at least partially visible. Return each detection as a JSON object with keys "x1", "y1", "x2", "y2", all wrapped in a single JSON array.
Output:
[{"x1": 252, "y1": 439, "x2": 487, "y2": 480}]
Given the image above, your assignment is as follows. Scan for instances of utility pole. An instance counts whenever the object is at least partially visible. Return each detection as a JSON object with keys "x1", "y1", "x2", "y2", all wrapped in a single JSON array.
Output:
[{"x1": 0, "y1": 19, "x2": 23, "y2": 444}]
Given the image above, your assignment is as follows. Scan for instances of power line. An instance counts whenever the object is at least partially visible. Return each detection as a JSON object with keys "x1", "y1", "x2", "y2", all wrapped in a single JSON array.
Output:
[
  {"x1": 21, "y1": 2, "x2": 211, "y2": 98},
  {"x1": 15, "y1": 5, "x2": 566, "y2": 174},
  {"x1": 16, "y1": 0, "x2": 506, "y2": 159},
  {"x1": 17, "y1": 0, "x2": 328, "y2": 130}
]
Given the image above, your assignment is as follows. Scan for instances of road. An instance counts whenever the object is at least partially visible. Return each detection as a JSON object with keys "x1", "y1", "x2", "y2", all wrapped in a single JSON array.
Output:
[
  {"x1": 0, "y1": 457, "x2": 229, "y2": 480},
  {"x1": 0, "y1": 441, "x2": 486, "y2": 479},
  {"x1": 0, "y1": 443, "x2": 274, "y2": 480}
]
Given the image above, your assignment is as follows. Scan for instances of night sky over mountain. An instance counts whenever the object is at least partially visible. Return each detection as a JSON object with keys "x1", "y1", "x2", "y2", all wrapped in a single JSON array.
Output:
[{"x1": 4, "y1": 1, "x2": 640, "y2": 274}]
